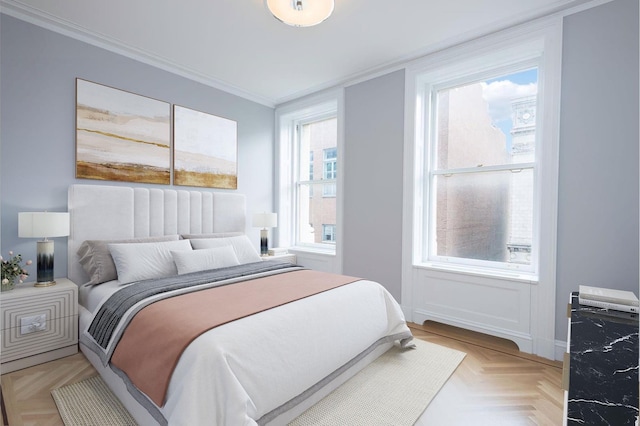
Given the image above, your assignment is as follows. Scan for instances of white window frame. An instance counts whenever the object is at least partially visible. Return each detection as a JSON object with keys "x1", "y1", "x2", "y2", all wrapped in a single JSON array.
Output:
[
  {"x1": 425, "y1": 63, "x2": 539, "y2": 275},
  {"x1": 275, "y1": 90, "x2": 344, "y2": 260},
  {"x1": 401, "y1": 19, "x2": 562, "y2": 359}
]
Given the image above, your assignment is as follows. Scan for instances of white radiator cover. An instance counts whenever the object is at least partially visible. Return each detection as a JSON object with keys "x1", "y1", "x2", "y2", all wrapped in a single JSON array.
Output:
[{"x1": 410, "y1": 267, "x2": 534, "y2": 352}]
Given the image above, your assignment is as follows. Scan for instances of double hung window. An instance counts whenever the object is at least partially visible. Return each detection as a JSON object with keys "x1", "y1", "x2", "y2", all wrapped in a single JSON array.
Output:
[
  {"x1": 276, "y1": 95, "x2": 341, "y2": 254},
  {"x1": 426, "y1": 67, "x2": 538, "y2": 272},
  {"x1": 295, "y1": 117, "x2": 338, "y2": 247},
  {"x1": 406, "y1": 25, "x2": 562, "y2": 278}
]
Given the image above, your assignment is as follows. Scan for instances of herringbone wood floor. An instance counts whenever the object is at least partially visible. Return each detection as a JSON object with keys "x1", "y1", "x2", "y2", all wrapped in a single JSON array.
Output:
[
  {"x1": 1, "y1": 321, "x2": 564, "y2": 425},
  {"x1": 413, "y1": 322, "x2": 563, "y2": 426}
]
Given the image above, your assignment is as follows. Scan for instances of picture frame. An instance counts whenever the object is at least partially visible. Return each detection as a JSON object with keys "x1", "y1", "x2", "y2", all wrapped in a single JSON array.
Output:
[
  {"x1": 173, "y1": 105, "x2": 238, "y2": 189},
  {"x1": 75, "y1": 78, "x2": 171, "y2": 185}
]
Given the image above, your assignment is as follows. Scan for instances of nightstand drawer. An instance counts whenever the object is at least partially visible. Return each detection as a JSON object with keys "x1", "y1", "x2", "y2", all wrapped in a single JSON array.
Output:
[
  {"x1": 1, "y1": 285, "x2": 77, "y2": 330},
  {"x1": 1, "y1": 315, "x2": 77, "y2": 363}
]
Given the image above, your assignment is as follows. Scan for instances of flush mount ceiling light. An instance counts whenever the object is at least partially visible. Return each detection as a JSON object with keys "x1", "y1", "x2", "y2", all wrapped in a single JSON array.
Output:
[{"x1": 265, "y1": 0, "x2": 335, "y2": 27}]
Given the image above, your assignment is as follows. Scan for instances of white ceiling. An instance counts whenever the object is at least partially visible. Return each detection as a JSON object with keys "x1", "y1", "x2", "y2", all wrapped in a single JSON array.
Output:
[{"x1": 2, "y1": 0, "x2": 591, "y2": 106}]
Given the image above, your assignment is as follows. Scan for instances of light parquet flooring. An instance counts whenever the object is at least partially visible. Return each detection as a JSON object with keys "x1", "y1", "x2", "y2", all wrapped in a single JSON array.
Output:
[
  {"x1": 1, "y1": 321, "x2": 564, "y2": 426},
  {"x1": 413, "y1": 321, "x2": 564, "y2": 426},
  {"x1": 1, "y1": 353, "x2": 97, "y2": 426}
]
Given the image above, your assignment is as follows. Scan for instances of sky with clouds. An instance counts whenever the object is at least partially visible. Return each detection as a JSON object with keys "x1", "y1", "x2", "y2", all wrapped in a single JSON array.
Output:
[{"x1": 481, "y1": 68, "x2": 538, "y2": 145}]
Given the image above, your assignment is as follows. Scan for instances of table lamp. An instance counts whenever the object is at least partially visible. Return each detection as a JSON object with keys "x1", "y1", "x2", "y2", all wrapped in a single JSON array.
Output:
[
  {"x1": 18, "y1": 212, "x2": 70, "y2": 287},
  {"x1": 252, "y1": 213, "x2": 277, "y2": 256}
]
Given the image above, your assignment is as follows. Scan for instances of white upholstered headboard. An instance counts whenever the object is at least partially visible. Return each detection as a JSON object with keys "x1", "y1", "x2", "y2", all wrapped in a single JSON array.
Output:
[{"x1": 68, "y1": 184, "x2": 247, "y2": 286}]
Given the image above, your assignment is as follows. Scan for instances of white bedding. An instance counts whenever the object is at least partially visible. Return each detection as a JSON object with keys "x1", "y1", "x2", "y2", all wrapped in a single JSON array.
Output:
[
  {"x1": 79, "y1": 280, "x2": 121, "y2": 313},
  {"x1": 70, "y1": 185, "x2": 413, "y2": 425},
  {"x1": 80, "y1": 274, "x2": 412, "y2": 425}
]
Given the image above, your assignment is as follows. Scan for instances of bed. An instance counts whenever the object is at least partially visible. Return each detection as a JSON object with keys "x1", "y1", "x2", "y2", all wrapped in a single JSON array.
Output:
[{"x1": 68, "y1": 184, "x2": 413, "y2": 425}]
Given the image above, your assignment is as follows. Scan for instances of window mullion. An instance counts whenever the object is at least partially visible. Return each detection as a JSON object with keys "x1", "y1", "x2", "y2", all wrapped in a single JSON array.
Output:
[
  {"x1": 432, "y1": 162, "x2": 535, "y2": 176},
  {"x1": 298, "y1": 179, "x2": 336, "y2": 185}
]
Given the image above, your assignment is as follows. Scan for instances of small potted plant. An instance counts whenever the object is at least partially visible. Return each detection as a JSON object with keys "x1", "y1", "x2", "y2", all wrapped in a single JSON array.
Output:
[{"x1": 1, "y1": 251, "x2": 32, "y2": 292}]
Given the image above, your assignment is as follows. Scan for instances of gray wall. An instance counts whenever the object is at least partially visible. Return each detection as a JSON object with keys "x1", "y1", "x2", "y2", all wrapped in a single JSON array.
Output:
[
  {"x1": 343, "y1": 70, "x2": 405, "y2": 300},
  {"x1": 340, "y1": 0, "x2": 639, "y2": 341},
  {"x1": 556, "y1": 0, "x2": 639, "y2": 339},
  {"x1": 0, "y1": 15, "x2": 275, "y2": 280}
]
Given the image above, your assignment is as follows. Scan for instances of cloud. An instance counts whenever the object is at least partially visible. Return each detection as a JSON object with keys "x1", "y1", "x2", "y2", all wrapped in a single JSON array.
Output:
[{"x1": 481, "y1": 80, "x2": 537, "y2": 123}]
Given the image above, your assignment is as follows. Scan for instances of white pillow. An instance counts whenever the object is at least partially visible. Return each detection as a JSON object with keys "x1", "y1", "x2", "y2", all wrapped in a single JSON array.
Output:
[
  {"x1": 77, "y1": 235, "x2": 180, "y2": 285},
  {"x1": 108, "y1": 239, "x2": 193, "y2": 284},
  {"x1": 189, "y1": 235, "x2": 262, "y2": 264},
  {"x1": 172, "y1": 246, "x2": 240, "y2": 275}
]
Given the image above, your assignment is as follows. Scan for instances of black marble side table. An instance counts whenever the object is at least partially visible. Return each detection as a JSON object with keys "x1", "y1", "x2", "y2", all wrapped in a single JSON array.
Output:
[{"x1": 566, "y1": 292, "x2": 639, "y2": 425}]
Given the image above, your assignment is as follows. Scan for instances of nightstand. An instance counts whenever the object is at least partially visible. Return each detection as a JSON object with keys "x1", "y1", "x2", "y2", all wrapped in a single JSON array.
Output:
[
  {"x1": 0, "y1": 278, "x2": 78, "y2": 374},
  {"x1": 263, "y1": 253, "x2": 297, "y2": 264}
]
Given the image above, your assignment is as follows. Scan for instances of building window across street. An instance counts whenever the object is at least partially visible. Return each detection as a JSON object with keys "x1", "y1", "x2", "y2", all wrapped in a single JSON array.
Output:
[
  {"x1": 323, "y1": 148, "x2": 337, "y2": 197},
  {"x1": 322, "y1": 224, "x2": 336, "y2": 243}
]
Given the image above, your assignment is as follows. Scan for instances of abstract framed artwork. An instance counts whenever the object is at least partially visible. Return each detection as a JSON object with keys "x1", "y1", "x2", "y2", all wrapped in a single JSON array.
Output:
[
  {"x1": 76, "y1": 78, "x2": 171, "y2": 184},
  {"x1": 173, "y1": 105, "x2": 238, "y2": 189}
]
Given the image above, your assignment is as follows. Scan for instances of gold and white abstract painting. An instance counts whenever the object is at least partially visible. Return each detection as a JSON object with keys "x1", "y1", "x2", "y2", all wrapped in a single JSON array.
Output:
[
  {"x1": 76, "y1": 79, "x2": 171, "y2": 184},
  {"x1": 173, "y1": 105, "x2": 237, "y2": 189}
]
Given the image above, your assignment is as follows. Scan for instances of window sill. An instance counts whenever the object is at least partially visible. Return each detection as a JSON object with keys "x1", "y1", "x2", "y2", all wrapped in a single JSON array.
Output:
[
  {"x1": 415, "y1": 261, "x2": 538, "y2": 284},
  {"x1": 289, "y1": 246, "x2": 336, "y2": 257}
]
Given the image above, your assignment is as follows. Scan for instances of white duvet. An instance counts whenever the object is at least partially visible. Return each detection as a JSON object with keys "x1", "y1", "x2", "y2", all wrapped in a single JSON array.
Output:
[{"x1": 82, "y1": 278, "x2": 412, "y2": 425}]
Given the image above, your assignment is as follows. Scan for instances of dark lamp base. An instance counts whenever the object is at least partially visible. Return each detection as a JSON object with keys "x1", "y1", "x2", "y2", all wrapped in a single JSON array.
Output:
[
  {"x1": 260, "y1": 228, "x2": 269, "y2": 256},
  {"x1": 36, "y1": 240, "x2": 55, "y2": 286}
]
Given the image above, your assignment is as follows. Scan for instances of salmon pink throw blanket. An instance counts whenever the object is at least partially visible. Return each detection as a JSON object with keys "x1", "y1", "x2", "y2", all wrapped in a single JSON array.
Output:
[{"x1": 110, "y1": 269, "x2": 360, "y2": 406}]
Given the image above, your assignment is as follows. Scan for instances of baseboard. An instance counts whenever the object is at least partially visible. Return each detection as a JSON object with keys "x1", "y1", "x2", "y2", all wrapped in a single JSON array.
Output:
[{"x1": 555, "y1": 339, "x2": 568, "y2": 362}]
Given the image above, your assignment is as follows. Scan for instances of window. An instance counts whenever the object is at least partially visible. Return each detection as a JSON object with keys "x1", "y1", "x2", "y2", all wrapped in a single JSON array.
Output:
[
  {"x1": 296, "y1": 117, "x2": 338, "y2": 247},
  {"x1": 322, "y1": 224, "x2": 336, "y2": 243},
  {"x1": 428, "y1": 69, "x2": 537, "y2": 270},
  {"x1": 405, "y1": 29, "x2": 562, "y2": 277},
  {"x1": 276, "y1": 94, "x2": 341, "y2": 254}
]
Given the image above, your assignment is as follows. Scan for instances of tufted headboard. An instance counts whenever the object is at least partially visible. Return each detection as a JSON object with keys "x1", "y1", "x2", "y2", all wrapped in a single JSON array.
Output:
[{"x1": 67, "y1": 184, "x2": 246, "y2": 286}]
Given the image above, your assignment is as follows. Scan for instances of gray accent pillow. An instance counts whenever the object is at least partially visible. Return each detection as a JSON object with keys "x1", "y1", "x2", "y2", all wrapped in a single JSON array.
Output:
[{"x1": 77, "y1": 235, "x2": 180, "y2": 285}]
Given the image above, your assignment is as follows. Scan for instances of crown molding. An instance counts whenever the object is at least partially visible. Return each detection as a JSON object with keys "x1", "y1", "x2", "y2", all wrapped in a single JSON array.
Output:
[
  {"x1": 273, "y1": 0, "x2": 610, "y2": 106},
  {"x1": 2, "y1": 0, "x2": 610, "y2": 108},
  {"x1": 0, "y1": 0, "x2": 277, "y2": 108}
]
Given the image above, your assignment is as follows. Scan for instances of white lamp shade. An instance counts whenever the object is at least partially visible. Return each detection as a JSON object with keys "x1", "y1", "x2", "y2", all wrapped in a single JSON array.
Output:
[
  {"x1": 18, "y1": 212, "x2": 70, "y2": 238},
  {"x1": 252, "y1": 212, "x2": 278, "y2": 228},
  {"x1": 265, "y1": 0, "x2": 334, "y2": 27}
]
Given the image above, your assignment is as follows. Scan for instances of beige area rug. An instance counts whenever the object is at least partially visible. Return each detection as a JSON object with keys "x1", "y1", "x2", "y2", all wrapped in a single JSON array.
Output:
[
  {"x1": 289, "y1": 339, "x2": 466, "y2": 426},
  {"x1": 51, "y1": 339, "x2": 465, "y2": 426},
  {"x1": 51, "y1": 375, "x2": 137, "y2": 426}
]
